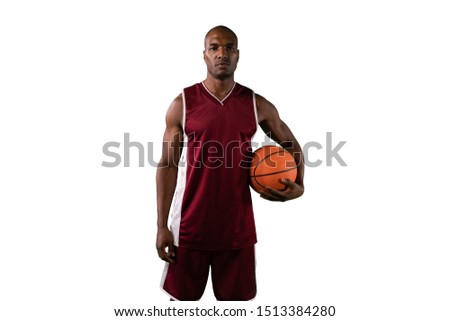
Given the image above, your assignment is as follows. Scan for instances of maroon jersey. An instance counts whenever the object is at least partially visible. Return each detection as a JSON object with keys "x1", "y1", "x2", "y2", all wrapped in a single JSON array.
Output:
[{"x1": 170, "y1": 82, "x2": 258, "y2": 250}]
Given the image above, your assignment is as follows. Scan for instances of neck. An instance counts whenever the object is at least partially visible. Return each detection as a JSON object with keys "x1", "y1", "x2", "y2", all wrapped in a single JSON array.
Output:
[{"x1": 203, "y1": 76, "x2": 236, "y2": 100}]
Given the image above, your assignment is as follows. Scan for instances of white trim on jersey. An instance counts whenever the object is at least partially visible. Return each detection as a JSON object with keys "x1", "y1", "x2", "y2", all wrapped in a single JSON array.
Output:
[
  {"x1": 181, "y1": 89, "x2": 186, "y2": 131},
  {"x1": 169, "y1": 90, "x2": 188, "y2": 247},
  {"x1": 201, "y1": 81, "x2": 236, "y2": 105},
  {"x1": 250, "y1": 91, "x2": 259, "y2": 143},
  {"x1": 252, "y1": 91, "x2": 259, "y2": 128}
]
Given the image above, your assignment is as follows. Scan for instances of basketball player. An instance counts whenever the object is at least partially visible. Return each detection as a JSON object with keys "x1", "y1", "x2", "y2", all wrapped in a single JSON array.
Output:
[{"x1": 156, "y1": 26, "x2": 304, "y2": 301}]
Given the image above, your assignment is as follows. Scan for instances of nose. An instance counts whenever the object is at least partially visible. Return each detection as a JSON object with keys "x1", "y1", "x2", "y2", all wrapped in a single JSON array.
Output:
[{"x1": 217, "y1": 46, "x2": 228, "y2": 59}]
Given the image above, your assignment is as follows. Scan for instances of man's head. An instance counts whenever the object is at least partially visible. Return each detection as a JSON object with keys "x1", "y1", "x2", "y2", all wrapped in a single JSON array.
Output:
[{"x1": 203, "y1": 25, "x2": 239, "y2": 80}]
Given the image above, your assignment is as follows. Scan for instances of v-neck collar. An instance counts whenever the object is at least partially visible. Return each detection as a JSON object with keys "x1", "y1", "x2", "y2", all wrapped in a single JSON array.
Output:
[{"x1": 201, "y1": 82, "x2": 236, "y2": 106}]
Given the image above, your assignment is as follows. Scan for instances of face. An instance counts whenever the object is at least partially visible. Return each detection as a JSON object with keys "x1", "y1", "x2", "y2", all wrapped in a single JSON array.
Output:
[{"x1": 203, "y1": 29, "x2": 239, "y2": 80}]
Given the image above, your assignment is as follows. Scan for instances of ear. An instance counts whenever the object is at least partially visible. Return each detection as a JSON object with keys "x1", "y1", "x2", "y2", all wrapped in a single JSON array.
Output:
[
  {"x1": 236, "y1": 49, "x2": 240, "y2": 63},
  {"x1": 203, "y1": 50, "x2": 206, "y2": 61}
]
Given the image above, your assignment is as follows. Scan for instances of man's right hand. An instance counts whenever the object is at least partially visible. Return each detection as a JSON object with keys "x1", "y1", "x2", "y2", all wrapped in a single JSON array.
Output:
[{"x1": 156, "y1": 227, "x2": 175, "y2": 263}]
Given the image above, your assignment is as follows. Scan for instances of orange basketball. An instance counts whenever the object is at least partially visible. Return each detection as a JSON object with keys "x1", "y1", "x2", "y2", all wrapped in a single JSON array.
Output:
[{"x1": 249, "y1": 145, "x2": 297, "y2": 193}]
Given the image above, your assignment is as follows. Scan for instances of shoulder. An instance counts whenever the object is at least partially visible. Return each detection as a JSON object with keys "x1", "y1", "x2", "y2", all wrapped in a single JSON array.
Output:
[
  {"x1": 166, "y1": 94, "x2": 183, "y2": 127},
  {"x1": 168, "y1": 81, "x2": 201, "y2": 113},
  {"x1": 169, "y1": 93, "x2": 183, "y2": 109},
  {"x1": 255, "y1": 93, "x2": 270, "y2": 107},
  {"x1": 166, "y1": 82, "x2": 203, "y2": 127},
  {"x1": 183, "y1": 82, "x2": 203, "y2": 95},
  {"x1": 234, "y1": 82, "x2": 253, "y2": 95},
  {"x1": 255, "y1": 93, "x2": 280, "y2": 123}
]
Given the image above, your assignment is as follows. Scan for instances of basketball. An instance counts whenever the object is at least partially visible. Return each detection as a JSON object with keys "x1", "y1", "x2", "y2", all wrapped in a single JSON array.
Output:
[{"x1": 249, "y1": 145, "x2": 297, "y2": 193}]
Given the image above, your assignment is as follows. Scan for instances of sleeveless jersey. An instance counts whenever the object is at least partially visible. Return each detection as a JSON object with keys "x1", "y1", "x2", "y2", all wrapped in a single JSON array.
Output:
[{"x1": 169, "y1": 82, "x2": 258, "y2": 250}]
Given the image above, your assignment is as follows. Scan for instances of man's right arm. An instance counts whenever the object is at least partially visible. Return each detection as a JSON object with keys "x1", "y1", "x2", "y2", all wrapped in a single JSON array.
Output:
[{"x1": 156, "y1": 94, "x2": 183, "y2": 263}]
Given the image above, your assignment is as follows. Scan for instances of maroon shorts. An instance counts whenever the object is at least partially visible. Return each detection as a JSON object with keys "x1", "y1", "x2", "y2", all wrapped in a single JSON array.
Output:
[{"x1": 161, "y1": 245, "x2": 256, "y2": 301}]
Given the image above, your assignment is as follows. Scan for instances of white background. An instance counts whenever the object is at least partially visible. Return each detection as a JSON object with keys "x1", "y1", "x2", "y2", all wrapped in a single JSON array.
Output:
[{"x1": 1, "y1": 0, "x2": 449, "y2": 320}]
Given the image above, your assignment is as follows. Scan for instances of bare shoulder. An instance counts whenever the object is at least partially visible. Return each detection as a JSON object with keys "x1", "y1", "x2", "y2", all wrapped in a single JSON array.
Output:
[
  {"x1": 255, "y1": 93, "x2": 280, "y2": 123},
  {"x1": 255, "y1": 93, "x2": 271, "y2": 108},
  {"x1": 165, "y1": 94, "x2": 183, "y2": 127}
]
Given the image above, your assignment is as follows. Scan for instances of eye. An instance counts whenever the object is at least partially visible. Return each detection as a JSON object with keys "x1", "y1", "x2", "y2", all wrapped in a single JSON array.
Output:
[
  {"x1": 208, "y1": 46, "x2": 218, "y2": 51},
  {"x1": 226, "y1": 45, "x2": 237, "y2": 52}
]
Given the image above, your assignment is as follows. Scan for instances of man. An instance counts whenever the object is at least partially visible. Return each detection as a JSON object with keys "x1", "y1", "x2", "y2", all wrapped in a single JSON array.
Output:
[{"x1": 156, "y1": 25, "x2": 304, "y2": 301}]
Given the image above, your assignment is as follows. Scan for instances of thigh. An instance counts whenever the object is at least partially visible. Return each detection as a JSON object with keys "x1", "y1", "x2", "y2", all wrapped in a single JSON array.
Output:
[
  {"x1": 161, "y1": 246, "x2": 210, "y2": 301},
  {"x1": 210, "y1": 246, "x2": 256, "y2": 301}
]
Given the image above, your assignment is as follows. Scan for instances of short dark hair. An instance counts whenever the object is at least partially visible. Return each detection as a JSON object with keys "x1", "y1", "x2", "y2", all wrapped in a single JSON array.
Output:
[{"x1": 204, "y1": 25, "x2": 238, "y2": 48}]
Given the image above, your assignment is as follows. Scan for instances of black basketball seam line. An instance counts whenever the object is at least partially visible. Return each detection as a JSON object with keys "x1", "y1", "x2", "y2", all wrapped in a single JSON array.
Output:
[
  {"x1": 253, "y1": 149, "x2": 285, "y2": 169},
  {"x1": 250, "y1": 166, "x2": 297, "y2": 178},
  {"x1": 250, "y1": 147, "x2": 282, "y2": 190},
  {"x1": 252, "y1": 175, "x2": 266, "y2": 190},
  {"x1": 252, "y1": 148, "x2": 300, "y2": 170},
  {"x1": 252, "y1": 152, "x2": 299, "y2": 178},
  {"x1": 251, "y1": 150, "x2": 276, "y2": 178},
  {"x1": 251, "y1": 147, "x2": 299, "y2": 188},
  {"x1": 252, "y1": 170, "x2": 294, "y2": 191}
]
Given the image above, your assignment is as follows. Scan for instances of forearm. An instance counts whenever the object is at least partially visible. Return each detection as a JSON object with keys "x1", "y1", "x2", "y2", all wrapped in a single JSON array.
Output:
[
  {"x1": 289, "y1": 141, "x2": 304, "y2": 187},
  {"x1": 156, "y1": 165, "x2": 178, "y2": 229},
  {"x1": 274, "y1": 122, "x2": 304, "y2": 187},
  {"x1": 284, "y1": 142, "x2": 304, "y2": 189}
]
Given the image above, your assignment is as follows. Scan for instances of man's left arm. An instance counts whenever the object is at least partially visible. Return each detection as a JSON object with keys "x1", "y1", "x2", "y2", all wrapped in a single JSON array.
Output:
[{"x1": 256, "y1": 94, "x2": 305, "y2": 201}]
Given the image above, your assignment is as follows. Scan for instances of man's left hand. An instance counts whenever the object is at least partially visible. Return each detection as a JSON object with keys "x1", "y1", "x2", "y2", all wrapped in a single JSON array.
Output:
[{"x1": 259, "y1": 179, "x2": 304, "y2": 202}]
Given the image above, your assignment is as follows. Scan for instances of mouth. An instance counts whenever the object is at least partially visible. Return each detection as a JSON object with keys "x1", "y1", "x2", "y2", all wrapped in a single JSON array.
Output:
[{"x1": 215, "y1": 62, "x2": 230, "y2": 67}]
